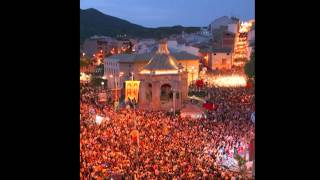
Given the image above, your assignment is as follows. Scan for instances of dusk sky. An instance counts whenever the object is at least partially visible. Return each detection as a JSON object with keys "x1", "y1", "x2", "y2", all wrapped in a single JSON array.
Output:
[{"x1": 80, "y1": 0, "x2": 255, "y2": 28}]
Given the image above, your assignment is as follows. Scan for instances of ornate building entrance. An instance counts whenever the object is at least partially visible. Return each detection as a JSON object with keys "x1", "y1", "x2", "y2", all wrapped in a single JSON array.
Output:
[{"x1": 136, "y1": 40, "x2": 188, "y2": 111}]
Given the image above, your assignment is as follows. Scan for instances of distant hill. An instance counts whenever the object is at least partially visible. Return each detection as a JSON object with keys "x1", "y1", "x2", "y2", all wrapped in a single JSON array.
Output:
[{"x1": 80, "y1": 8, "x2": 200, "y2": 43}]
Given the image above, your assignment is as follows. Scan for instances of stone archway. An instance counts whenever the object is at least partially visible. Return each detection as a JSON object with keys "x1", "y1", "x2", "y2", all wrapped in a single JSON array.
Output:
[
  {"x1": 146, "y1": 83, "x2": 152, "y2": 102},
  {"x1": 160, "y1": 83, "x2": 172, "y2": 102}
]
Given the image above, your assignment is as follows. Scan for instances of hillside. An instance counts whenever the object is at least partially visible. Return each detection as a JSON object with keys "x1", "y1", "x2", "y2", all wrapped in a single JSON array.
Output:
[{"x1": 80, "y1": 8, "x2": 200, "y2": 43}]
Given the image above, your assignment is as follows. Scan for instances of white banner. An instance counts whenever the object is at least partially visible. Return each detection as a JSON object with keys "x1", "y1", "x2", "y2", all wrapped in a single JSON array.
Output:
[
  {"x1": 251, "y1": 112, "x2": 255, "y2": 123},
  {"x1": 95, "y1": 115, "x2": 104, "y2": 125}
]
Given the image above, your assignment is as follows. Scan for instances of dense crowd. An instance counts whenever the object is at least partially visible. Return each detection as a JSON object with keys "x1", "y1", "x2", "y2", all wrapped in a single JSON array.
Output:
[{"x1": 80, "y1": 83, "x2": 255, "y2": 180}]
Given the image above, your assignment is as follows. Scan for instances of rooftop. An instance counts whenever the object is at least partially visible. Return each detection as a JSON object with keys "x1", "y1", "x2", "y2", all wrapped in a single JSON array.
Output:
[
  {"x1": 142, "y1": 41, "x2": 179, "y2": 72},
  {"x1": 210, "y1": 47, "x2": 232, "y2": 53},
  {"x1": 107, "y1": 51, "x2": 199, "y2": 63},
  {"x1": 143, "y1": 54, "x2": 179, "y2": 71}
]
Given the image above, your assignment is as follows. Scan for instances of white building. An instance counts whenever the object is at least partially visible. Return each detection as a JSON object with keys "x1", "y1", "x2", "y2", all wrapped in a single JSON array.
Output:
[
  {"x1": 210, "y1": 16, "x2": 239, "y2": 34},
  {"x1": 198, "y1": 27, "x2": 211, "y2": 36},
  {"x1": 133, "y1": 39, "x2": 157, "y2": 53},
  {"x1": 104, "y1": 55, "x2": 125, "y2": 89},
  {"x1": 168, "y1": 40, "x2": 200, "y2": 56}
]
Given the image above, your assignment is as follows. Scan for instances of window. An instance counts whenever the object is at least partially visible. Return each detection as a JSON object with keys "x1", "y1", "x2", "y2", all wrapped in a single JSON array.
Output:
[
  {"x1": 214, "y1": 53, "x2": 216, "y2": 55},
  {"x1": 227, "y1": 53, "x2": 230, "y2": 55}
]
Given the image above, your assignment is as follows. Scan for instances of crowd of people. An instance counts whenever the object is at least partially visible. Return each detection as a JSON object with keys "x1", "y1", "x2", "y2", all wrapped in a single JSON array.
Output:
[{"x1": 80, "y1": 82, "x2": 255, "y2": 180}]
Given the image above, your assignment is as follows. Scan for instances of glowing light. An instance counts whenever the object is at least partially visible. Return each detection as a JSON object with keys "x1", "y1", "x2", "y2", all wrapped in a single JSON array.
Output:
[
  {"x1": 140, "y1": 69, "x2": 179, "y2": 75},
  {"x1": 209, "y1": 75, "x2": 247, "y2": 87},
  {"x1": 239, "y1": 21, "x2": 253, "y2": 33},
  {"x1": 80, "y1": 73, "x2": 91, "y2": 82}
]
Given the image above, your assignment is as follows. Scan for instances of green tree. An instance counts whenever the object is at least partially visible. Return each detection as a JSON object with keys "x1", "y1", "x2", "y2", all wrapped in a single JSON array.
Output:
[{"x1": 245, "y1": 52, "x2": 255, "y2": 78}]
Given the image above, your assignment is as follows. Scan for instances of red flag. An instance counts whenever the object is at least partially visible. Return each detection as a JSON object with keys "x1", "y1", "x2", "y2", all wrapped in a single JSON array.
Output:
[
  {"x1": 196, "y1": 79, "x2": 204, "y2": 88},
  {"x1": 249, "y1": 139, "x2": 255, "y2": 161},
  {"x1": 203, "y1": 103, "x2": 214, "y2": 111},
  {"x1": 246, "y1": 81, "x2": 253, "y2": 89}
]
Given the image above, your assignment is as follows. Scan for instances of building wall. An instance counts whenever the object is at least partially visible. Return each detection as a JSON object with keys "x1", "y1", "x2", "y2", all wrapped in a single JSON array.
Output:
[
  {"x1": 83, "y1": 40, "x2": 97, "y2": 57},
  {"x1": 211, "y1": 52, "x2": 233, "y2": 70},
  {"x1": 115, "y1": 55, "x2": 200, "y2": 86},
  {"x1": 104, "y1": 58, "x2": 121, "y2": 89},
  {"x1": 248, "y1": 29, "x2": 255, "y2": 42},
  {"x1": 227, "y1": 23, "x2": 239, "y2": 34},
  {"x1": 222, "y1": 33, "x2": 236, "y2": 49},
  {"x1": 119, "y1": 62, "x2": 133, "y2": 80},
  {"x1": 177, "y1": 59, "x2": 199, "y2": 84},
  {"x1": 83, "y1": 39, "x2": 111, "y2": 57},
  {"x1": 137, "y1": 73, "x2": 188, "y2": 111}
]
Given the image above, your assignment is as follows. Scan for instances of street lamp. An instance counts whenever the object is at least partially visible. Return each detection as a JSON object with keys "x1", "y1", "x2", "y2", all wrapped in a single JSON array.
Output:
[
  {"x1": 101, "y1": 81, "x2": 104, "y2": 91},
  {"x1": 191, "y1": 66, "x2": 195, "y2": 84},
  {"x1": 171, "y1": 88, "x2": 177, "y2": 116}
]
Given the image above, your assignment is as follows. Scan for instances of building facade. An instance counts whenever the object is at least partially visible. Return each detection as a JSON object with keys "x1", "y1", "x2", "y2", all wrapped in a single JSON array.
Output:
[
  {"x1": 103, "y1": 55, "x2": 123, "y2": 89},
  {"x1": 106, "y1": 51, "x2": 200, "y2": 86},
  {"x1": 136, "y1": 41, "x2": 189, "y2": 111},
  {"x1": 208, "y1": 48, "x2": 233, "y2": 70}
]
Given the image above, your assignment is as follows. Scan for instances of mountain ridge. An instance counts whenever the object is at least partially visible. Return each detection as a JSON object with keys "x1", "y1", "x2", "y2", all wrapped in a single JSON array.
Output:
[{"x1": 80, "y1": 8, "x2": 200, "y2": 43}]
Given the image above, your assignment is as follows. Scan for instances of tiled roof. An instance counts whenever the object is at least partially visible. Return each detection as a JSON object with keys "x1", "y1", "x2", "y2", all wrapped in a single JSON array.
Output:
[
  {"x1": 143, "y1": 54, "x2": 179, "y2": 71},
  {"x1": 210, "y1": 47, "x2": 232, "y2": 53},
  {"x1": 108, "y1": 51, "x2": 199, "y2": 63}
]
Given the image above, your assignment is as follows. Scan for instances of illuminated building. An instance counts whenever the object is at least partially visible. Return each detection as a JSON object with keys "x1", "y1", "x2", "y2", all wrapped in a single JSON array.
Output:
[
  {"x1": 105, "y1": 46, "x2": 200, "y2": 85},
  {"x1": 136, "y1": 40, "x2": 189, "y2": 111},
  {"x1": 208, "y1": 48, "x2": 233, "y2": 70}
]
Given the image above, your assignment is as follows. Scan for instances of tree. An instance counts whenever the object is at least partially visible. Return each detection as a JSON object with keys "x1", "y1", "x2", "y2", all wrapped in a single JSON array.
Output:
[{"x1": 244, "y1": 52, "x2": 255, "y2": 78}]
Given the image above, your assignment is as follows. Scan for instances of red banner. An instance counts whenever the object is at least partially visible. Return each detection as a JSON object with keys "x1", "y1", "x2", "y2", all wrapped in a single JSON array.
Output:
[
  {"x1": 246, "y1": 81, "x2": 253, "y2": 89},
  {"x1": 249, "y1": 139, "x2": 254, "y2": 161},
  {"x1": 196, "y1": 79, "x2": 204, "y2": 88},
  {"x1": 203, "y1": 103, "x2": 215, "y2": 111}
]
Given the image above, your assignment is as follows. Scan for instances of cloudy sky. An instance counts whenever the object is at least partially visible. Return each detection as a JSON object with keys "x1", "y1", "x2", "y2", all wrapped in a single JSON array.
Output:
[{"x1": 80, "y1": 0, "x2": 255, "y2": 28}]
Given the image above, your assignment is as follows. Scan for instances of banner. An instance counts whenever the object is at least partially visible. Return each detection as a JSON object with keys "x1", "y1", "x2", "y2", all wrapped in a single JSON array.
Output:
[
  {"x1": 246, "y1": 81, "x2": 253, "y2": 89},
  {"x1": 196, "y1": 79, "x2": 204, "y2": 88},
  {"x1": 95, "y1": 115, "x2": 104, "y2": 125},
  {"x1": 130, "y1": 130, "x2": 139, "y2": 145},
  {"x1": 249, "y1": 139, "x2": 254, "y2": 161},
  {"x1": 162, "y1": 125, "x2": 169, "y2": 135},
  {"x1": 125, "y1": 80, "x2": 140, "y2": 102},
  {"x1": 251, "y1": 112, "x2": 255, "y2": 123},
  {"x1": 203, "y1": 102, "x2": 215, "y2": 111}
]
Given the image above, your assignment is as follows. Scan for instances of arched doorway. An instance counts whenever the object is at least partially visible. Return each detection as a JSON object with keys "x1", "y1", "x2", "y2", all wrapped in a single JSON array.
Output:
[
  {"x1": 160, "y1": 84, "x2": 172, "y2": 102},
  {"x1": 146, "y1": 83, "x2": 152, "y2": 102}
]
